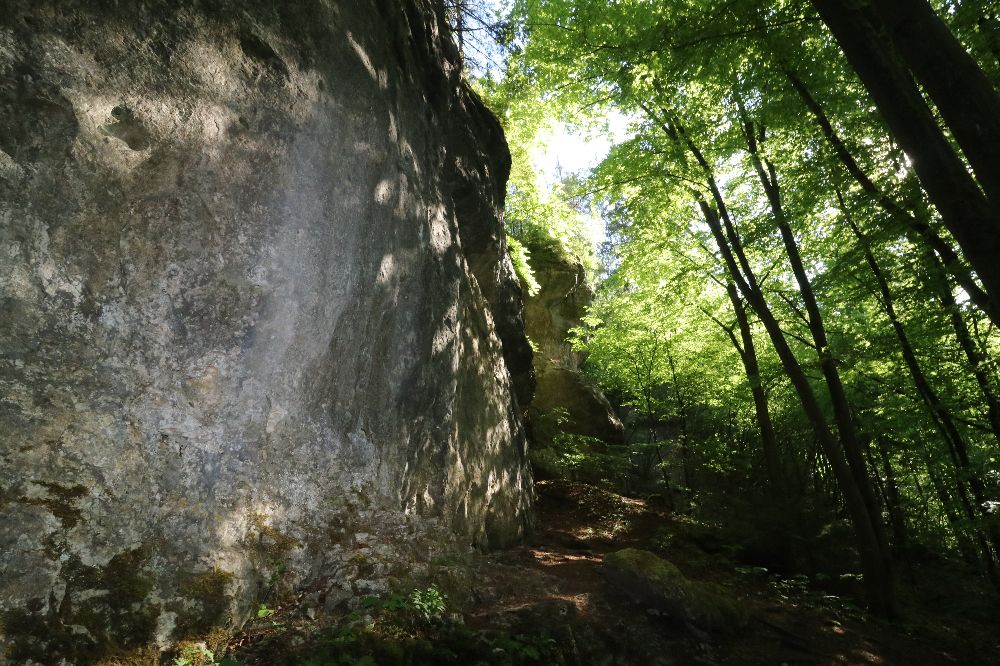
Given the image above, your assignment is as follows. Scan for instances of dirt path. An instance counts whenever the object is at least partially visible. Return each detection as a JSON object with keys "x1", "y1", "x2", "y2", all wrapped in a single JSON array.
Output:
[
  {"x1": 463, "y1": 479, "x2": 997, "y2": 666},
  {"x1": 226, "y1": 479, "x2": 999, "y2": 665}
]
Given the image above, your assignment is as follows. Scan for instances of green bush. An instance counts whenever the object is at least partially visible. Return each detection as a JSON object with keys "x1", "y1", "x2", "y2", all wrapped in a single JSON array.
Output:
[{"x1": 507, "y1": 236, "x2": 541, "y2": 296}]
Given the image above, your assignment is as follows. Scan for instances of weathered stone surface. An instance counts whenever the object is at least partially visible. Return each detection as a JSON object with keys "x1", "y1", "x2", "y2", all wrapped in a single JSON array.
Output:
[
  {"x1": 521, "y1": 237, "x2": 623, "y2": 446},
  {"x1": 0, "y1": 0, "x2": 532, "y2": 659},
  {"x1": 602, "y1": 548, "x2": 749, "y2": 631}
]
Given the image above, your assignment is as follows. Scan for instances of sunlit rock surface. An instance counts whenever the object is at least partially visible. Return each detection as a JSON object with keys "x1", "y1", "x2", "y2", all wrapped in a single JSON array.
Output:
[
  {"x1": 0, "y1": 0, "x2": 532, "y2": 659},
  {"x1": 522, "y1": 238, "x2": 623, "y2": 447}
]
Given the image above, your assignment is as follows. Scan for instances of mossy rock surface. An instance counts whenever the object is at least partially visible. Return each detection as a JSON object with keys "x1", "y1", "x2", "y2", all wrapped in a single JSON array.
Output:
[{"x1": 602, "y1": 548, "x2": 749, "y2": 631}]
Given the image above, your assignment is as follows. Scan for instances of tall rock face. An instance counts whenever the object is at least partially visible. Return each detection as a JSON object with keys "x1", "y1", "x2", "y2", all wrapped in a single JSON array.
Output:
[
  {"x1": 522, "y1": 238, "x2": 623, "y2": 447},
  {"x1": 0, "y1": 0, "x2": 532, "y2": 660}
]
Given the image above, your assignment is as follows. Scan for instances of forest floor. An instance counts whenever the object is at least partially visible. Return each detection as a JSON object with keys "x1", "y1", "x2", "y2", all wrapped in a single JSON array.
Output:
[{"x1": 222, "y1": 479, "x2": 999, "y2": 665}]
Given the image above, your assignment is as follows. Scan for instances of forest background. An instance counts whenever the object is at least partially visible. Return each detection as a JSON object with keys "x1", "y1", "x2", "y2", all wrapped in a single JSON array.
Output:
[{"x1": 445, "y1": 0, "x2": 1000, "y2": 619}]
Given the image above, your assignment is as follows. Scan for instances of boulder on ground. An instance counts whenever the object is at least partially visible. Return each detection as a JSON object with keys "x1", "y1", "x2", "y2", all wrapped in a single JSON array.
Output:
[{"x1": 602, "y1": 548, "x2": 749, "y2": 631}]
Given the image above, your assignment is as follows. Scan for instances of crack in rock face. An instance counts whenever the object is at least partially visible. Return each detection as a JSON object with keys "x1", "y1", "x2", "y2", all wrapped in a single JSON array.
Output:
[{"x1": 0, "y1": 0, "x2": 534, "y2": 660}]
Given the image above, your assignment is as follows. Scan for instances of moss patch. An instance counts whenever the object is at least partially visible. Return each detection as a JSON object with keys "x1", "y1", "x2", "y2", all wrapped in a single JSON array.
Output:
[
  {"x1": 245, "y1": 513, "x2": 300, "y2": 591},
  {"x1": 602, "y1": 548, "x2": 749, "y2": 631},
  {"x1": 0, "y1": 546, "x2": 157, "y2": 663},
  {"x1": 93, "y1": 645, "x2": 161, "y2": 666},
  {"x1": 171, "y1": 568, "x2": 236, "y2": 640},
  {"x1": 18, "y1": 480, "x2": 89, "y2": 527}
]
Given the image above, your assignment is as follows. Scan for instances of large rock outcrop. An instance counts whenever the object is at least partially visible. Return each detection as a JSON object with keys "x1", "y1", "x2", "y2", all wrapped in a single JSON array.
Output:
[
  {"x1": 0, "y1": 0, "x2": 532, "y2": 660},
  {"x1": 522, "y1": 237, "x2": 623, "y2": 447}
]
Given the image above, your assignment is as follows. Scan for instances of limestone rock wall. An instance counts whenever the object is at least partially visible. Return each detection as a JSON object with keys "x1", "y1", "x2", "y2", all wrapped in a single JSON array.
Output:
[
  {"x1": 0, "y1": 0, "x2": 532, "y2": 660},
  {"x1": 522, "y1": 238, "x2": 623, "y2": 447}
]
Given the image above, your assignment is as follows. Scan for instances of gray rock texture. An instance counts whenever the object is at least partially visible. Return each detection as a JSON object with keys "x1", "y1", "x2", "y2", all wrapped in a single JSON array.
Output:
[
  {"x1": 0, "y1": 0, "x2": 533, "y2": 660},
  {"x1": 522, "y1": 238, "x2": 623, "y2": 447}
]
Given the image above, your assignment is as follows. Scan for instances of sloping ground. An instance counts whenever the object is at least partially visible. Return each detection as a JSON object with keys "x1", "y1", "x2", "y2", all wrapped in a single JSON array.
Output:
[
  {"x1": 509, "y1": 481, "x2": 1000, "y2": 665},
  {"x1": 217, "y1": 480, "x2": 999, "y2": 665}
]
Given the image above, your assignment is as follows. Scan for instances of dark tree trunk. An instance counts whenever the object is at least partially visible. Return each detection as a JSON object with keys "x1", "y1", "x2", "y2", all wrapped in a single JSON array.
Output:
[
  {"x1": 726, "y1": 283, "x2": 786, "y2": 498},
  {"x1": 927, "y1": 464, "x2": 985, "y2": 567},
  {"x1": 696, "y1": 195, "x2": 895, "y2": 616},
  {"x1": 876, "y1": 437, "x2": 908, "y2": 555},
  {"x1": 811, "y1": 0, "x2": 1000, "y2": 319},
  {"x1": 736, "y1": 102, "x2": 893, "y2": 588},
  {"x1": 925, "y1": 249, "x2": 1000, "y2": 448},
  {"x1": 642, "y1": 103, "x2": 895, "y2": 615},
  {"x1": 784, "y1": 69, "x2": 999, "y2": 326},
  {"x1": 842, "y1": 205, "x2": 1000, "y2": 578},
  {"x1": 713, "y1": 283, "x2": 799, "y2": 567},
  {"x1": 666, "y1": 347, "x2": 692, "y2": 495},
  {"x1": 869, "y1": 0, "x2": 1000, "y2": 209}
]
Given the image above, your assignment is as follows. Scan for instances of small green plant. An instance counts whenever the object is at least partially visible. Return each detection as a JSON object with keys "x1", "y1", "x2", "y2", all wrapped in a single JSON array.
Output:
[
  {"x1": 651, "y1": 526, "x2": 675, "y2": 553},
  {"x1": 252, "y1": 602, "x2": 289, "y2": 632},
  {"x1": 769, "y1": 573, "x2": 811, "y2": 600},
  {"x1": 362, "y1": 585, "x2": 448, "y2": 628},
  {"x1": 268, "y1": 559, "x2": 287, "y2": 586},
  {"x1": 173, "y1": 644, "x2": 215, "y2": 666},
  {"x1": 407, "y1": 585, "x2": 447, "y2": 623},
  {"x1": 550, "y1": 432, "x2": 631, "y2": 486},
  {"x1": 507, "y1": 236, "x2": 541, "y2": 296}
]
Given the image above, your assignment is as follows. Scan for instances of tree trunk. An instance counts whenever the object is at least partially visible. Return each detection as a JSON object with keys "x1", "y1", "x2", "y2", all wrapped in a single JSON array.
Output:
[
  {"x1": 869, "y1": 0, "x2": 1000, "y2": 209},
  {"x1": 811, "y1": 0, "x2": 1000, "y2": 318},
  {"x1": 876, "y1": 437, "x2": 908, "y2": 555},
  {"x1": 697, "y1": 196, "x2": 895, "y2": 615},
  {"x1": 643, "y1": 103, "x2": 895, "y2": 614},
  {"x1": 726, "y1": 283, "x2": 786, "y2": 498},
  {"x1": 784, "y1": 69, "x2": 999, "y2": 326},
  {"x1": 925, "y1": 249, "x2": 1000, "y2": 448},
  {"x1": 842, "y1": 205, "x2": 1000, "y2": 574},
  {"x1": 736, "y1": 102, "x2": 893, "y2": 587},
  {"x1": 927, "y1": 464, "x2": 984, "y2": 567},
  {"x1": 666, "y1": 347, "x2": 692, "y2": 495}
]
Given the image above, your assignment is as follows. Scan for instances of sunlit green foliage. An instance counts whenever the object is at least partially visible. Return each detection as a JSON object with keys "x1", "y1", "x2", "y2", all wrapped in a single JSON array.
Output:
[
  {"x1": 487, "y1": 0, "x2": 1000, "y2": 606},
  {"x1": 477, "y1": 61, "x2": 600, "y2": 276}
]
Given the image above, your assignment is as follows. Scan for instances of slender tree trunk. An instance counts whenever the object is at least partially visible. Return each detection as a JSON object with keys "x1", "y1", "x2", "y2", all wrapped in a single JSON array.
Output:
[
  {"x1": 944, "y1": 466, "x2": 999, "y2": 585},
  {"x1": 842, "y1": 204, "x2": 1000, "y2": 577},
  {"x1": 784, "y1": 69, "x2": 998, "y2": 326},
  {"x1": 875, "y1": 437, "x2": 908, "y2": 555},
  {"x1": 911, "y1": 471, "x2": 932, "y2": 528},
  {"x1": 636, "y1": 349, "x2": 674, "y2": 500},
  {"x1": 736, "y1": 102, "x2": 893, "y2": 586},
  {"x1": 793, "y1": 68, "x2": 1000, "y2": 445},
  {"x1": 726, "y1": 283, "x2": 786, "y2": 498},
  {"x1": 927, "y1": 464, "x2": 983, "y2": 567},
  {"x1": 695, "y1": 196, "x2": 895, "y2": 615},
  {"x1": 642, "y1": 103, "x2": 895, "y2": 614},
  {"x1": 811, "y1": 0, "x2": 1000, "y2": 316},
  {"x1": 925, "y1": 249, "x2": 1000, "y2": 448},
  {"x1": 666, "y1": 347, "x2": 692, "y2": 494},
  {"x1": 869, "y1": 0, "x2": 1000, "y2": 208},
  {"x1": 714, "y1": 287, "x2": 799, "y2": 567}
]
